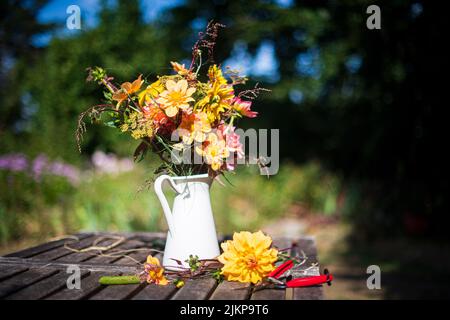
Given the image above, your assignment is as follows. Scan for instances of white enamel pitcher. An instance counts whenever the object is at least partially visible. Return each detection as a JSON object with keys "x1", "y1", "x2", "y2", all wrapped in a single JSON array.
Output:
[{"x1": 154, "y1": 173, "x2": 220, "y2": 270}]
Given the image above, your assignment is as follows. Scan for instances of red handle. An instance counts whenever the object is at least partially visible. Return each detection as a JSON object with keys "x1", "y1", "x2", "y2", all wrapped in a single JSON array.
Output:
[
  {"x1": 268, "y1": 260, "x2": 294, "y2": 279},
  {"x1": 286, "y1": 274, "x2": 333, "y2": 288}
]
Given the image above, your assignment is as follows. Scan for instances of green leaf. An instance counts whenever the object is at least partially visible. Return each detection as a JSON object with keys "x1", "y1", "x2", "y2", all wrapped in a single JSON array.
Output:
[
  {"x1": 103, "y1": 91, "x2": 113, "y2": 101},
  {"x1": 185, "y1": 254, "x2": 201, "y2": 271}
]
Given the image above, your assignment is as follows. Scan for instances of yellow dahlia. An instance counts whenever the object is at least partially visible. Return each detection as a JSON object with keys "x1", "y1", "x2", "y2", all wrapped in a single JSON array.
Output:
[
  {"x1": 218, "y1": 231, "x2": 278, "y2": 284},
  {"x1": 156, "y1": 79, "x2": 196, "y2": 117}
]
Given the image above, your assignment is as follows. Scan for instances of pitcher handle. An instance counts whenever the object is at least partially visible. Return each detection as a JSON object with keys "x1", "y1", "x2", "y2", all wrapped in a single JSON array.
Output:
[{"x1": 154, "y1": 175, "x2": 183, "y2": 237}]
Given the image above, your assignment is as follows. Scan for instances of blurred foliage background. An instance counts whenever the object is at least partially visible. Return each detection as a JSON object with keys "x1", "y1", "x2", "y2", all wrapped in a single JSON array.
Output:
[{"x1": 1, "y1": 0, "x2": 449, "y2": 298}]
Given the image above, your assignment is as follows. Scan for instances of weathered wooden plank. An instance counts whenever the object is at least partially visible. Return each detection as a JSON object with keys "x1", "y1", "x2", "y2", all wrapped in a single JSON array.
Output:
[
  {"x1": 210, "y1": 281, "x2": 251, "y2": 300},
  {"x1": 293, "y1": 237, "x2": 318, "y2": 257},
  {"x1": 0, "y1": 257, "x2": 141, "y2": 274},
  {"x1": 3, "y1": 233, "x2": 91, "y2": 258},
  {"x1": 5, "y1": 269, "x2": 90, "y2": 300},
  {"x1": 125, "y1": 233, "x2": 167, "y2": 257},
  {"x1": 126, "y1": 232, "x2": 167, "y2": 243},
  {"x1": 171, "y1": 277, "x2": 217, "y2": 300},
  {"x1": 89, "y1": 282, "x2": 145, "y2": 300},
  {"x1": 293, "y1": 286, "x2": 324, "y2": 300},
  {"x1": 113, "y1": 249, "x2": 150, "y2": 265},
  {"x1": 250, "y1": 286, "x2": 286, "y2": 300},
  {"x1": 71, "y1": 233, "x2": 164, "y2": 266},
  {"x1": 0, "y1": 268, "x2": 59, "y2": 298},
  {"x1": 29, "y1": 236, "x2": 97, "y2": 261},
  {"x1": 0, "y1": 265, "x2": 28, "y2": 282},
  {"x1": 85, "y1": 239, "x2": 147, "y2": 265},
  {"x1": 250, "y1": 237, "x2": 292, "y2": 300},
  {"x1": 131, "y1": 283, "x2": 177, "y2": 300},
  {"x1": 46, "y1": 271, "x2": 118, "y2": 300},
  {"x1": 55, "y1": 238, "x2": 129, "y2": 264}
]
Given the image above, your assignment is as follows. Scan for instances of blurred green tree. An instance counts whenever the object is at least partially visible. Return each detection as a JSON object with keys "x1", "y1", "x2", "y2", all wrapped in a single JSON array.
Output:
[
  {"x1": 0, "y1": 0, "x2": 54, "y2": 152},
  {"x1": 16, "y1": 0, "x2": 169, "y2": 161}
]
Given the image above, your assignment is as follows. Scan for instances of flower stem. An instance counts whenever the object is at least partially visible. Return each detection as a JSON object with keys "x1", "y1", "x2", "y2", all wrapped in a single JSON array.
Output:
[
  {"x1": 101, "y1": 78, "x2": 116, "y2": 94},
  {"x1": 195, "y1": 51, "x2": 203, "y2": 76}
]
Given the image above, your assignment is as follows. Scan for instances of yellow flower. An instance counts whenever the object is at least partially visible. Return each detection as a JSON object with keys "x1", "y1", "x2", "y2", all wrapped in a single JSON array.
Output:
[
  {"x1": 138, "y1": 79, "x2": 164, "y2": 106},
  {"x1": 208, "y1": 64, "x2": 227, "y2": 85},
  {"x1": 144, "y1": 255, "x2": 169, "y2": 286},
  {"x1": 112, "y1": 74, "x2": 143, "y2": 106},
  {"x1": 174, "y1": 279, "x2": 185, "y2": 288},
  {"x1": 156, "y1": 79, "x2": 196, "y2": 117},
  {"x1": 196, "y1": 65, "x2": 234, "y2": 123},
  {"x1": 218, "y1": 231, "x2": 278, "y2": 284},
  {"x1": 196, "y1": 132, "x2": 229, "y2": 171}
]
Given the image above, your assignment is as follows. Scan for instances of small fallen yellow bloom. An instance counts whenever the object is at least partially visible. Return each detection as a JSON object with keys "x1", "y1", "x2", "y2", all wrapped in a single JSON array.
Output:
[
  {"x1": 144, "y1": 255, "x2": 169, "y2": 286},
  {"x1": 174, "y1": 279, "x2": 185, "y2": 288}
]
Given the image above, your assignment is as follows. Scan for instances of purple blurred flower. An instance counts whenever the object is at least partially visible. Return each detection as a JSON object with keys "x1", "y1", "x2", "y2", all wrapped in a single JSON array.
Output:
[
  {"x1": 91, "y1": 150, "x2": 133, "y2": 175},
  {"x1": 1, "y1": 153, "x2": 80, "y2": 185},
  {"x1": 0, "y1": 153, "x2": 28, "y2": 171},
  {"x1": 32, "y1": 154, "x2": 49, "y2": 181},
  {"x1": 47, "y1": 161, "x2": 80, "y2": 185}
]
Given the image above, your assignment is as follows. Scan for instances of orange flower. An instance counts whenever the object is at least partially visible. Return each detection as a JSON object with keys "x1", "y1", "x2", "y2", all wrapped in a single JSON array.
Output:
[
  {"x1": 170, "y1": 61, "x2": 197, "y2": 81},
  {"x1": 170, "y1": 61, "x2": 190, "y2": 76},
  {"x1": 144, "y1": 255, "x2": 168, "y2": 286},
  {"x1": 142, "y1": 103, "x2": 176, "y2": 135},
  {"x1": 112, "y1": 74, "x2": 144, "y2": 106}
]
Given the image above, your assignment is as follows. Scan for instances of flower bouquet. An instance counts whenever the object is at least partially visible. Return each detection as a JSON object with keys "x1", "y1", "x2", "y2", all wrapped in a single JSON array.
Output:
[
  {"x1": 77, "y1": 21, "x2": 270, "y2": 269},
  {"x1": 77, "y1": 21, "x2": 267, "y2": 178}
]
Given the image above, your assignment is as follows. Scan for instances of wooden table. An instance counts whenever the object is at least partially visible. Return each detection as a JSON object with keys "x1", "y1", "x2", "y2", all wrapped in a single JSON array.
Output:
[{"x1": 0, "y1": 232, "x2": 323, "y2": 300}]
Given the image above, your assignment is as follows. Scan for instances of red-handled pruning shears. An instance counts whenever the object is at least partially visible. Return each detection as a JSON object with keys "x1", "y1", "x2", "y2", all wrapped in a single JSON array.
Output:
[
  {"x1": 285, "y1": 270, "x2": 333, "y2": 288},
  {"x1": 254, "y1": 260, "x2": 333, "y2": 291},
  {"x1": 267, "y1": 260, "x2": 294, "y2": 279}
]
